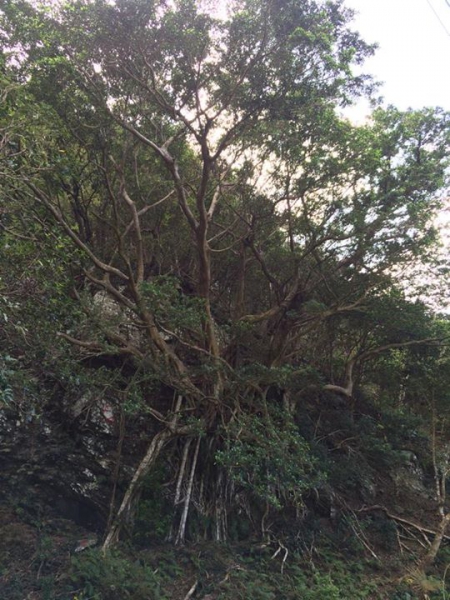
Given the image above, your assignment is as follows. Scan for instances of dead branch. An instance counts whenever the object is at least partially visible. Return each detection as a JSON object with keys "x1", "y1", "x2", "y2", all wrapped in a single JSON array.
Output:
[
  {"x1": 183, "y1": 580, "x2": 198, "y2": 600},
  {"x1": 357, "y1": 505, "x2": 450, "y2": 542}
]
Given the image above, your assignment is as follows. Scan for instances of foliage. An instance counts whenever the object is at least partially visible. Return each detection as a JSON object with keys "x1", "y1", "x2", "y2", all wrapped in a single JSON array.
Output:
[
  {"x1": 69, "y1": 549, "x2": 169, "y2": 600},
  {"x1": 216, "y1": 407, "x2": 323, "y2": 509},
  {"x1": 140, "y1": 276, "x2": 206, "y2": 336},
  {"x1": 213, "y1": 550, "x2": 381, "y2": 600},
  {"x1": 0, "y1": 0, "x2": 449, "y2": 563},
  {"x1": 133, "y1": 466, "x2": 173, "y2": 545}
]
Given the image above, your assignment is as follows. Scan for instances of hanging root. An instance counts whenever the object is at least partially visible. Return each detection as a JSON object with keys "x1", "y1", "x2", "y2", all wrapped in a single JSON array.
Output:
[
  {"x1": 271, "y1": 540, "x2": 289, "y2": 573},
  {"x1": 175, "y1": 436, "x2": 201, "y2": 545},
  {"x1": 167, "y1": 437, "x2": 193, "y2": 542}
]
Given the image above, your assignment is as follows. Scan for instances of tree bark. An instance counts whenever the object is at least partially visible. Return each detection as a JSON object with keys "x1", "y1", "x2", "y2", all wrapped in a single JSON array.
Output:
[{"x1": 418, "y1": 512, "x2": 450, "y2": 570}]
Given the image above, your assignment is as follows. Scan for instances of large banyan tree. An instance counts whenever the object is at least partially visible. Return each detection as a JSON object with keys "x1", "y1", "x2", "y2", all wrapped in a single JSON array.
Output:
[{"x1": 1, "y1": 0, "x2": 449, "y2": 547}]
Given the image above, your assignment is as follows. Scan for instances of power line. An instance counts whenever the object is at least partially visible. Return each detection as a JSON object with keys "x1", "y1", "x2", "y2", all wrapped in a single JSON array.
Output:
[{"x1": 425, "y1": 0, "x2": 450, "y2": 37}]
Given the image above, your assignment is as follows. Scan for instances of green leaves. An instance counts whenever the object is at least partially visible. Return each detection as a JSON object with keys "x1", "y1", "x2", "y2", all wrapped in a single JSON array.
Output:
[
  {"x1": 141, "y1": 276, "x2": 206, "y2": 334},
  {"x1": 216, "y1": 407, "x2": 323, "y2": 509},
  {"x1": 0, "y1": 0, "x2": 449, "y2": 550}
]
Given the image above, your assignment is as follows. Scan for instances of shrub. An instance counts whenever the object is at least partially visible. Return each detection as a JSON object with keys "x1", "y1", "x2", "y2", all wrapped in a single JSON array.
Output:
[{"x1": 69, "y1": 549, "x2": 168, "y2": 600}]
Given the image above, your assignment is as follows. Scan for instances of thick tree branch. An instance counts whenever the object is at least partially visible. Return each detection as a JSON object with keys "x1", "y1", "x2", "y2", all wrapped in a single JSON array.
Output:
[{"x1": 324, "y1": 338, "x2": 446, "y2": 399}]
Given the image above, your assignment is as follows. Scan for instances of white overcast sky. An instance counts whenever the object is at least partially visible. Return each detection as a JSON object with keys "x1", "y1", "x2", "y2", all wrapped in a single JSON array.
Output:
[
  {"x1": 342, "y1": 0, "x2": 450, "y2": 308},
  {"x1": 344, "y1": 0, "x2": 450, "y2": 113}
]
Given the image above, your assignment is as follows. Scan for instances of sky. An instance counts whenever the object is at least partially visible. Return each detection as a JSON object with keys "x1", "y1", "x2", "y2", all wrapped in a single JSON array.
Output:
[
  {"x1": 343, "y1": 0, "x2": 450, "y2": 114},
  {"x1": 341, "y1": 0, "x2": 450, "y2": 309}
]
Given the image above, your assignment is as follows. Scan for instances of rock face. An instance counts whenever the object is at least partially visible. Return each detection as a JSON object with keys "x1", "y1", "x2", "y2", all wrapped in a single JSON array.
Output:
[
  {"x1": 0, "y1": 402, "x2": 113, "y2": 530},
  {"x1": 391, "y1": 451, "x2": 427, "y2": 496},
  {"x1": 74, "y1": 534, "x2": 99, "y2": 553},
  {"x1": 0, "y1": 364, "x2": 166, "y2": 538},
  {"x1": 89, "y1": 290, "x2": 145, "y2": 348}
]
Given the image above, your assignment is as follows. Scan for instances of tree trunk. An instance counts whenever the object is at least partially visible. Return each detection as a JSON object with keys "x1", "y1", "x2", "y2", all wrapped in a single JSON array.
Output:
[
  {"x1": 417, "y1": 391, "x2": 450, "y2": 569},
  {"x1": 418, "y1": 512, "x2": 450, "y2": 570}
]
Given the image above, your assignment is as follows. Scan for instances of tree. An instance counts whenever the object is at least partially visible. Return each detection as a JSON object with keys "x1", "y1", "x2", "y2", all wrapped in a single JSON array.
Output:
[{"x1": 1, "y1": 0, "x2": 449, "y2": 548}]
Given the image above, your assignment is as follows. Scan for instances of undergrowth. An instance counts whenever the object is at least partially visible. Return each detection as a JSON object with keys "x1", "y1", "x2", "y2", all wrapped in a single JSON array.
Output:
[{"x1": 65, "y1": 545, "x2": 388, "y2": 600}]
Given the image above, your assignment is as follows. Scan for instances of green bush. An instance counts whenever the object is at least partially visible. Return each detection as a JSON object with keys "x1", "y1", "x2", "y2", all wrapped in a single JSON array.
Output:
[
  {"x1": 69, "y1": 549, "x2": 168, "y2": 600},
  {"x1": 212, "y1": 547, "x2": 382, "y2": 600},
  {"x1": 216, "y1": 407, "x2": 324, "y2": 510},
  {"x1": 133, "y1": 466, "x2": 172, "y2": 546}
]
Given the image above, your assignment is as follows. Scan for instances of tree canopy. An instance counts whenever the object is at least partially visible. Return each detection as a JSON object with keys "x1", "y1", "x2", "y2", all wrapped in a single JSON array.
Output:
[{"x1": 1, "y1": 0, "x2": 449, "y2": 549}]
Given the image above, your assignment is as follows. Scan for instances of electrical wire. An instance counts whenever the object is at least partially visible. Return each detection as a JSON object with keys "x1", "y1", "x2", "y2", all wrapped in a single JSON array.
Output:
[{"x1": 425, "y1": 0, "x2": 450, "y2": 37}]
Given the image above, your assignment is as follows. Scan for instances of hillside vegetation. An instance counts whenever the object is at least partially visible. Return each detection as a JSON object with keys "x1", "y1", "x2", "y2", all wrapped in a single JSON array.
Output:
[{"x1": 1, "y1": 0, "x2": 450, "y2": 598}]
